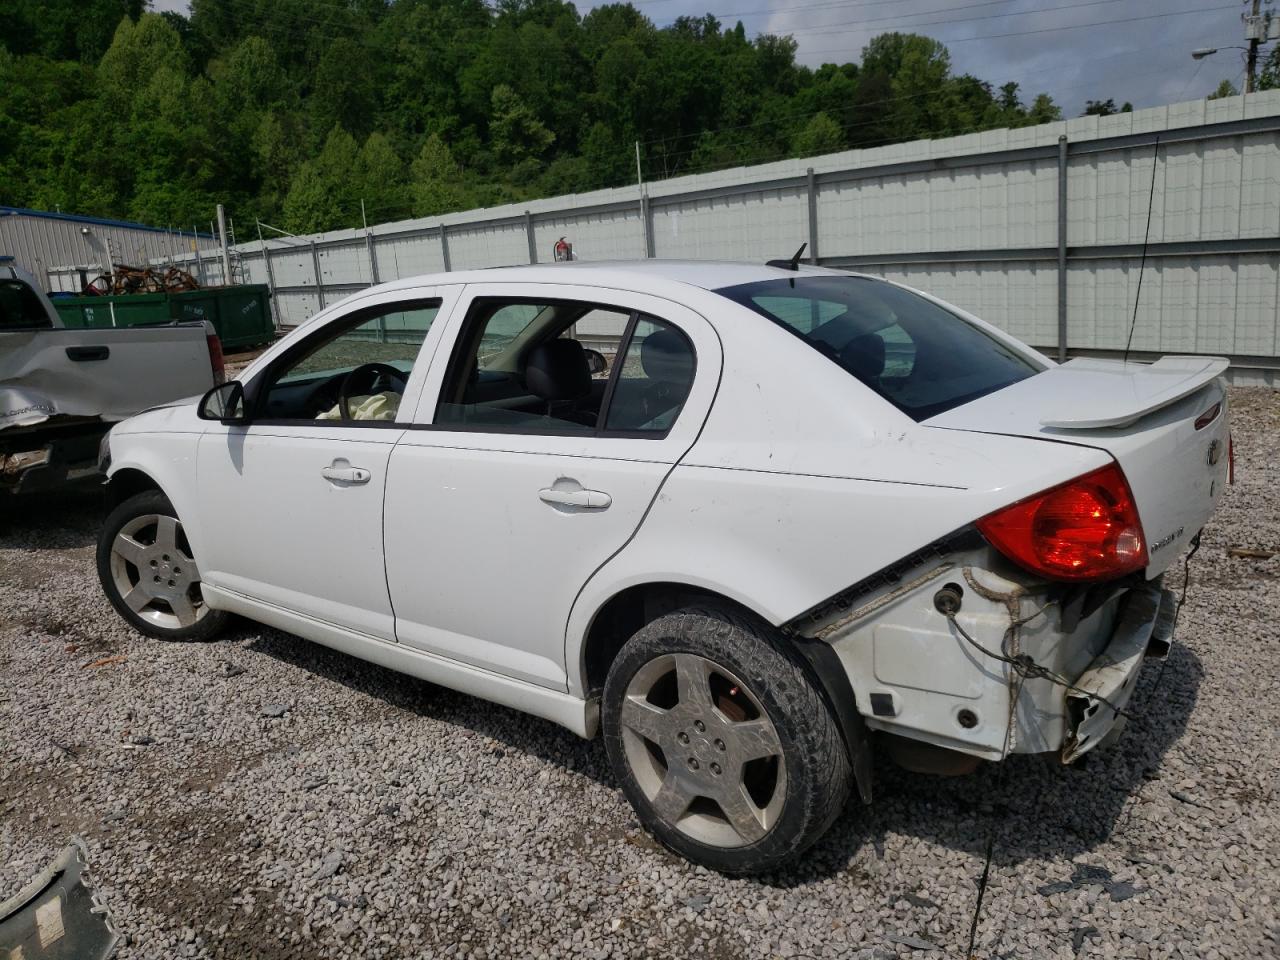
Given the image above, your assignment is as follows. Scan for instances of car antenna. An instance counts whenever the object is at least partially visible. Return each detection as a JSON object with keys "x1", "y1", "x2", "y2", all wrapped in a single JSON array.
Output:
[
  {"x1": 766, "y1": 243, "x2": 807, "y2": 271},
  {"x1": 1122, "y1": 133, "x2": 1160, "y2": 367}
]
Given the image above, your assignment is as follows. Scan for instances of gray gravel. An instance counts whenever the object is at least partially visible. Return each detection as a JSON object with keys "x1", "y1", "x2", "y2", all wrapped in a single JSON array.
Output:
[{"x1": 2, "y1": 386, "x2": 1279, "y2": 960}]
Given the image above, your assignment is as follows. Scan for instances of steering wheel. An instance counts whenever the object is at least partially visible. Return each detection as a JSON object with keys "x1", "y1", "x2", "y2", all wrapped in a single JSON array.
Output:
[{"x1": 338, "y1": 362, "x2": 409, "y2": 420}]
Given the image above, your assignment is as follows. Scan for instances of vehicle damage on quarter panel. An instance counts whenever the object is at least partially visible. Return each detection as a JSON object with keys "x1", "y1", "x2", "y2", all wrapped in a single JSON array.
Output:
[{"x1": 763, "y1": 300, "x2": 1232, "y2": 773}]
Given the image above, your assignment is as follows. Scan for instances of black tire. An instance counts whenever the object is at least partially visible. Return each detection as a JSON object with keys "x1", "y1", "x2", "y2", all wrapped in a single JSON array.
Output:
[
  {"x1": 602, "y1": 605, "x2": 852, "y2": 874},
  {"x1": 97, "y1": 490, "x2": 230, "y2": 642}
]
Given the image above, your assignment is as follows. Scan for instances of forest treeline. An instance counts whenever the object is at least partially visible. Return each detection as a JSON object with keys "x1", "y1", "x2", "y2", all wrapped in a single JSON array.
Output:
[{"x1": 3, "y1": 0, "x2": 1123, "y2": 236}]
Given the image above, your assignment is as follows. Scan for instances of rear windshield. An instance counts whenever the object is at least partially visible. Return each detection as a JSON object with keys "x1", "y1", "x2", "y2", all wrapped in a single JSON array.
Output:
[
  {"x1": 0, "y1": 278, "x2": 53, "y2": 330},
  {"x1": 715, "y1": 275, "x2": 1042, "y2": 421}
]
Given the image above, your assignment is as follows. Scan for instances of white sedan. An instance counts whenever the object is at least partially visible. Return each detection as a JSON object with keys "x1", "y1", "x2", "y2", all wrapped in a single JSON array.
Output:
[{"x1": 96, "y1": 261, "x2": 1230, "y2": 873}]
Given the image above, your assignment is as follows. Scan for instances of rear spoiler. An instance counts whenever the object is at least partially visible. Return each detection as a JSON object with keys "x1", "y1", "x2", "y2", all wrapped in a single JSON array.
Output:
[{"x1": 1040, "y1": 356, "x2": 1229, "y2": 430}]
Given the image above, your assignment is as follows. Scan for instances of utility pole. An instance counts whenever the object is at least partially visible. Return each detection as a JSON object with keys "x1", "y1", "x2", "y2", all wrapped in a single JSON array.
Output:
[
  {"x1": 1247, "y1": 0, "x2": 1261, "y2": 93},
  {"x1": 216, "y1": 204, "x2": 232, "y2": 286}
]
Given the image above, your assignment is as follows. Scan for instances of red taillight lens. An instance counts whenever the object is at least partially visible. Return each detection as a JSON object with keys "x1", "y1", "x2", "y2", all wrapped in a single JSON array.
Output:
[
  {"x1": 976, "y1": 462, "x2": 1147, "y2": 582},
  {"x1": 206, "y1": 333, "x2": 225, "y2": 385}
]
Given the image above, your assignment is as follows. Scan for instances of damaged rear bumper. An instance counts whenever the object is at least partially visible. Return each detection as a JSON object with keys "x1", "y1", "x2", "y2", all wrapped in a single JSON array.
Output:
[{"x1": 1062, "y1": 578, "x2": 1176, "y2": 763}]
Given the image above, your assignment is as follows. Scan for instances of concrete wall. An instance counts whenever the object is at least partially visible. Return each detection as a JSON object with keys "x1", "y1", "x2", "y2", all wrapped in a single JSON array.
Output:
[{"x1": 168, "y1": 92, "x2": 1280, "y2": 376}]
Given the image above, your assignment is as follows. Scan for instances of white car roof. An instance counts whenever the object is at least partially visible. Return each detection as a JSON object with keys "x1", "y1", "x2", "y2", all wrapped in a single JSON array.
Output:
[{"x1": 367, "y1": 259, "x2": 860, "y2": 296}]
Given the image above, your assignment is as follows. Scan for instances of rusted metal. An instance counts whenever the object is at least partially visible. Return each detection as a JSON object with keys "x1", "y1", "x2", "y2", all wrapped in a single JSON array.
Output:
[{"x1": 84, "y1": 263, "x2": 199, "y2": 296}]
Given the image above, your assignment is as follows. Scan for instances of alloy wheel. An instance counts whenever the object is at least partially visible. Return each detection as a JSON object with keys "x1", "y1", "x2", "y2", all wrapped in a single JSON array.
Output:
[
  {"x1": 109, "y1": 513, "x2": 208, "y2": 630},
  {"x1": 619, "y1": 653, "x2": 786, "y2": 848}
]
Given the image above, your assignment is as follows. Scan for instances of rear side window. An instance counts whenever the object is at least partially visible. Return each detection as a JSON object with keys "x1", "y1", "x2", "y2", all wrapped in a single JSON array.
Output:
[
  {"x1": 716, "y1": 276, "x2": 1042, "y2": 421},
  {"x1": 0, "y1": 279, "x2": 53, "y2": 330},
  {"x1": 433, "y1": 298, "x2": 696, "y2": 437},
  {"x1": 605, "y1": 318, "x2": 695, "y2": 432}
]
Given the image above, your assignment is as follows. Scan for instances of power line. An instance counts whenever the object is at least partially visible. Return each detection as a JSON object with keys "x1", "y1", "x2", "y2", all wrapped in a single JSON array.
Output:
[
  {"x1": 736, "y1": 0, "x2": 1138, "y2": 40},
  {"x1": 636, "y1": 34, "x2": 1233, "y2": 152},
  {"x1": 638, "y1": 57, "x2": 1217, "y2": 178},
  {"x1": 797, "y1": 3, "x2": 1239, "y2": 55}
]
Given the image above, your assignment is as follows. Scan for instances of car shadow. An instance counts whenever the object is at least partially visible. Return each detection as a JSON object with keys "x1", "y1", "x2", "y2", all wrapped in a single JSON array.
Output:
[
  {"x1": 242, "y1": 624, "x2": 1203, "y2": 886},
  {"x1": 768, "y1": 642, "x2": 1205, "y2": 888},
  {"x1": 0, "y1": 488, "x2": 105, "y2": 549}
]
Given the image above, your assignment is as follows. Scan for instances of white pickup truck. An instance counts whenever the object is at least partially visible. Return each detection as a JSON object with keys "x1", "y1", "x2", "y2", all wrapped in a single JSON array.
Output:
[{"x1": 0, "y1": 259, "x2": 224, "y2": 495}]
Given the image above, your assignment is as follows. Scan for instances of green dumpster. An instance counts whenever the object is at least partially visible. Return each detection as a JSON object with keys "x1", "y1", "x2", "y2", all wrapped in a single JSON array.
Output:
[{"x1": 52, "y1": 285, "x2": 275, "y2": 350}]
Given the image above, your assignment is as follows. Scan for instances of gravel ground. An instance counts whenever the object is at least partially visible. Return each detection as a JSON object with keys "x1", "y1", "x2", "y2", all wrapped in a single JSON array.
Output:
[{"x1": 2, "y1": 387, "x2": 1278, "y2": 960}]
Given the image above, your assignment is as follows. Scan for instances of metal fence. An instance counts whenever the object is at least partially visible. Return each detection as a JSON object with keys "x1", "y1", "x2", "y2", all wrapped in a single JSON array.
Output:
[{"x1": 155, "y1": 91, "x2": 1280, "y2": 381}]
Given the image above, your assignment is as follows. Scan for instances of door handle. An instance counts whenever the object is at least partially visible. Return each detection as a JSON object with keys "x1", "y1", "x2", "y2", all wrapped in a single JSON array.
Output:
[
  {"x1": 539, "y1": 487, "x2": 611, "y2": 509},
  {"x1": 66, "y1": 345, "x2": 109, "y2": 362},
  {"x1": 321, "y1": 459, "x2": 371, "y2": 485}
]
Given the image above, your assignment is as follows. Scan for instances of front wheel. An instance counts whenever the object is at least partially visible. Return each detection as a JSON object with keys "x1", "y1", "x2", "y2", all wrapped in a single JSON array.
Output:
[
  {"x1": 602, "y1": 605, "x2": 852, "y2": 874},
  {"x1": 97, "y1": 490, "x2": 230, "y2": 642}
]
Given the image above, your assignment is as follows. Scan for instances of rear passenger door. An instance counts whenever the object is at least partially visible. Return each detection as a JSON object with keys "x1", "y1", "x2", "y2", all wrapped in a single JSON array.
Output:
[{"x1": 383, "y1": 283, "x2": 721, "y2": 691}]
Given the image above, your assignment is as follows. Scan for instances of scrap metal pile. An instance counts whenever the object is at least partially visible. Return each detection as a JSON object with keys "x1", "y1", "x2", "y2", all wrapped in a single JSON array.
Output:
[{"x1": 83, "y1": 264, "x2": 199, "y2": 296}]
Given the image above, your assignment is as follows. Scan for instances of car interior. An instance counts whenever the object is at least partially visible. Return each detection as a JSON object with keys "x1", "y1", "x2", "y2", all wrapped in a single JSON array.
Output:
[
  {"x1": 246, "y1": 297, "x2": 696, "y2": 433},
  {"x1": 254, "y1": 305, "x2": 439, "y2": 422},
  {"x1": 720, "y1": 276, "x2": 1039, "y2": 421},
  {"x1": 435, "y1": 300, "x2": 696, "y2": 435}
]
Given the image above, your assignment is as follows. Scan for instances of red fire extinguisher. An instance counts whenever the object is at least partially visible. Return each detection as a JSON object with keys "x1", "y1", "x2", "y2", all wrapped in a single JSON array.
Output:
[{"x1": 553, "y1": 237, "x2": 573, "y2": 262}]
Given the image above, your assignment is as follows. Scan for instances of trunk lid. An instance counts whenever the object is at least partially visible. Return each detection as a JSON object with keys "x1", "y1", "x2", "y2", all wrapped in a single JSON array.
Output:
[{"x1": 926, "y1": 356, "x2": 1231, "y2": 577}]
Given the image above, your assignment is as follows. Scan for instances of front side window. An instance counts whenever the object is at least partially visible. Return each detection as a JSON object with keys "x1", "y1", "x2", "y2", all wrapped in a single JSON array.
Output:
[
  {"x1": 434, "y1": 299, "x2": 696, "y2": 436},
  {"x1": 716, "y1": 275, "x2": 1042, "y2": 421},
  {"x1": 257, "y1": 301, "x2": 439, "y2": 422}
]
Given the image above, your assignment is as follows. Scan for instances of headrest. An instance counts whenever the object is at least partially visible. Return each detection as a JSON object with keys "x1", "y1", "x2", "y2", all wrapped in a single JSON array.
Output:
[
  {"x1": 525, "y1": 338, "x2": 591, "y2": 403},
  {"x1": 839, "y1": 332, "x2": 885, "y2": 381},
  {"x1": 640, "y1": 328, "x2": 694, "y2": 384}
]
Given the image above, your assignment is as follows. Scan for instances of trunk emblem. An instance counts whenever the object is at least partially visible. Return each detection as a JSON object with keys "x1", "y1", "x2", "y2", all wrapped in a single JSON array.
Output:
[
  {"x1": 1207, "y1": 439, "x2": 1223, "y2": 466},
  {"x1": 1150, "y1": 527, "x2": 1184, "y2": 553}
]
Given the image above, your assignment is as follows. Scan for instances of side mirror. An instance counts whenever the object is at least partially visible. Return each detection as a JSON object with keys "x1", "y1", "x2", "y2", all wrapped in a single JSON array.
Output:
[
  {"x1": 583, "y1": 348, "x2": 607, "y2": 376},
  {"x1": 197, "y1": 381, "x2": 247, "y2": 423}
]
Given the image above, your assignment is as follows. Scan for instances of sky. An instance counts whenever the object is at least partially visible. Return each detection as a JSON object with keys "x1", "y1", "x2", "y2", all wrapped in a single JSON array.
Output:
[{"x1": 149, "y1": 0, "x2": 1260, "y2": 116}]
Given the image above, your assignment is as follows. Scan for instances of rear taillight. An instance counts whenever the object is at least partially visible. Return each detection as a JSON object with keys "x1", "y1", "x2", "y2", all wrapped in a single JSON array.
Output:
[
  {"x1": 976, "y1": 462, "x2": 1147, "y2": 582},
  {"x1": 206, "y1": 333, "x2": 225, "y2": 384}
]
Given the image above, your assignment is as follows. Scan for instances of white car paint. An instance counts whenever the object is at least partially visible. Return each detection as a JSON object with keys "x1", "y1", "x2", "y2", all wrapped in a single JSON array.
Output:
[
  {"x1": 384, "y1": 281, "x2": 722, "y2": 690},
  {"x1": 104, "y1": 260, "x2": 1229, "y2": 763}
]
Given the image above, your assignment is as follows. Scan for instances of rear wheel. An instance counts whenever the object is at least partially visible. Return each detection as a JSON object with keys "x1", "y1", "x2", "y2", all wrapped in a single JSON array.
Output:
[
  {"x1": 97, "y1": 490, "x2": 229, "y2": 642},
  {"x1": 602, "y1": 605, "x2": 851, "y2": 874}
]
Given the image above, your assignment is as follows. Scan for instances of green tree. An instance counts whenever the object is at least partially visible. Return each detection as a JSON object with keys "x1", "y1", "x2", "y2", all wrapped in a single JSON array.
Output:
[
  {"x1": 1208, "y1": 78, "x2": 1240, "y2": 100},
  {"x1": 790, "y1": 112, "x2": 844, "y2": 157},
  {"x1": 1261, "y1": 46, "x2": 1280, "y2": 91},
  {"x1": 1027, "y1": 93, "x2": 1063, "y2": 124},
  {"x1": 489, "y1": 84, "x2": 555, "y2": 166},
  {"x1": 0, "y1": 6, "x2": 1102, "y2": 235},
  {"x1": 282, "y1": 161, "x2": 340, "y2": 234},
  {"x1": 1082, "y1": 99, "x2": 1132, "y2": 117},
  {"x1": 409, "y1": 134, "x2": 471, "y2": 217},
  {"x1": 355, "y1": 132, "x2": 408, "y2": 223},
  {"x1": 282, "y1": 125, "x2": 361, "y2": 232},
  {"x1": 1, "y1": 0, "x2": 144, "y2": 62}
]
